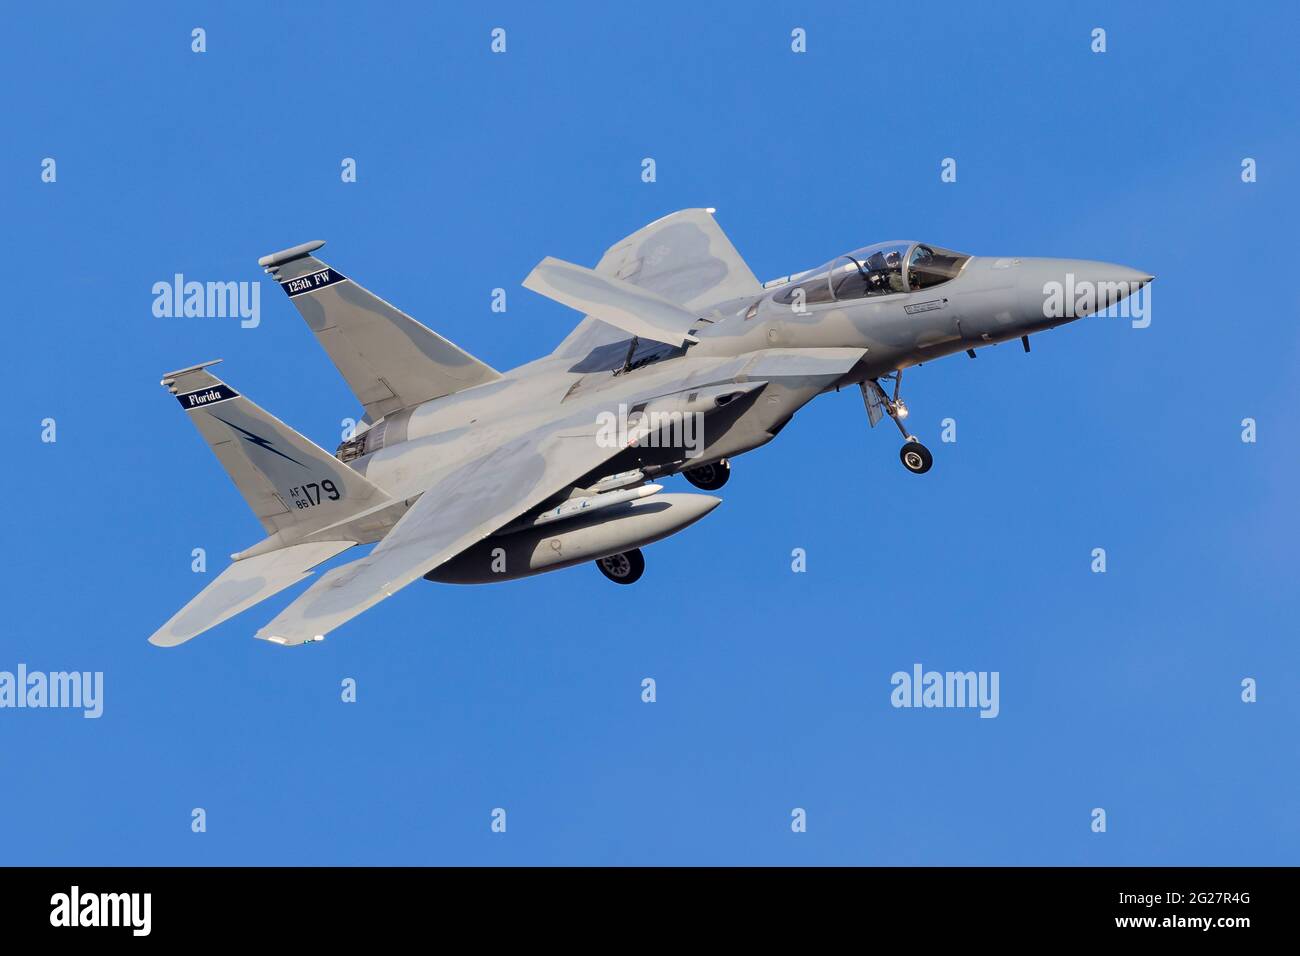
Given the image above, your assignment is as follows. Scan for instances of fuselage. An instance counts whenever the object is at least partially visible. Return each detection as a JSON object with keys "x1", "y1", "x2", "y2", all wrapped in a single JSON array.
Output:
[{"x1": 337, "y1": 244, "x2": 1150, "y2": 552}]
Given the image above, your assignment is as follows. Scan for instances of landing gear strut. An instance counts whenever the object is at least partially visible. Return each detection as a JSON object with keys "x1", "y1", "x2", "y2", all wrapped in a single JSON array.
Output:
[
  {"x1": 595, "y1": 548, "x2": 645, "y2": 584},
  {"x1": 683, "y1": 459, "x2": 730, "y2": 490},
  {"x1": 877, "y1": 369, "x2": 932, "y2": 475}
]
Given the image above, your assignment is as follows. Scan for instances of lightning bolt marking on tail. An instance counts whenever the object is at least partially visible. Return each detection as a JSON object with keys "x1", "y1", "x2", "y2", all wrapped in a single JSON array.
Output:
[{"x1": 213, "y1": 417, "x2": 309, "y2": 468}]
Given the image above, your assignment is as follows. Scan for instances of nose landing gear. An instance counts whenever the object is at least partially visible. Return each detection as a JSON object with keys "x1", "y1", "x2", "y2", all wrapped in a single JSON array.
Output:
[
  {"x1": 899, "y1": 440, "x2": 933, "y2": 474},
  {"x1": 862, "y1": 369, "x2": 933, "y2": 474}
]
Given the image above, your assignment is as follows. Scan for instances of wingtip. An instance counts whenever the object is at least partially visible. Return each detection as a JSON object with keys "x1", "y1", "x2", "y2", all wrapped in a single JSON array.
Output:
[
  {"x1": 521, "y1": 256, "x2": 561, "y2": 290},
  {"x1": 254, "y1": 630, "x2": 323, "y2": 647}
]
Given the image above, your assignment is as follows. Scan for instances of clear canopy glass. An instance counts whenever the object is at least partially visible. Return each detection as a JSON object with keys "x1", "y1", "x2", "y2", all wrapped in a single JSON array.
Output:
[
  {"x1": 829, "y1": 242, "x2": 911, "y2": 300},
  {"x1": 905, "y1": 244, "x2": 970, "y2": 291},
  {"x1": 772, "y1": 241, "x2": 969, "y2": 305}
]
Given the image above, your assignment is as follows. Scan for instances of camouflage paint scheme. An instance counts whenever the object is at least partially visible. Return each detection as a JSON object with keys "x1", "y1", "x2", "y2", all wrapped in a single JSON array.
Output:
[{"x1": 150, "y1": 209, "x2": 1150, "y2": 647}]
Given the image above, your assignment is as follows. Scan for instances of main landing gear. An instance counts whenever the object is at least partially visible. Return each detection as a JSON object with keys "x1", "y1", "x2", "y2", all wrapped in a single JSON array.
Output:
[
  {"x1": 683, "y1": 459, "x2": 730, "y2": 490},
  {"x1": 595, "y1": 548, "x2": 645, "y2": 584},
  {"x1": 866, "y1": 369, "x2": 933, "y2": 475}
]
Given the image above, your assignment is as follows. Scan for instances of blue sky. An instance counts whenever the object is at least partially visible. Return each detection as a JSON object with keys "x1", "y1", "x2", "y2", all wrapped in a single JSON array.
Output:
[{"x1": 2, "y1": 0, "x2": 1297, "y2": 865}]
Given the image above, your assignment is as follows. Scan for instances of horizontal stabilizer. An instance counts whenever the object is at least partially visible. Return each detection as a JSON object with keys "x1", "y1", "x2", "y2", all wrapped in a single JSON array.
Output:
[
  {"x1": 524, "y1": 256, "x2": 702, "y2": 348},
  {"x1": 148, "y1": 540, "x2": 355, "y2": 647},
  {"x1": 260, "y1": 241, "x2": 502, "y2": 419}
]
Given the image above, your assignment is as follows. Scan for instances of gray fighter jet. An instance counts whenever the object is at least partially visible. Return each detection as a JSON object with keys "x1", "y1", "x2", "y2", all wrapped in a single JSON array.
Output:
[{"x1": 150, "y1": 209, "x2": 1151, "y2": 647}]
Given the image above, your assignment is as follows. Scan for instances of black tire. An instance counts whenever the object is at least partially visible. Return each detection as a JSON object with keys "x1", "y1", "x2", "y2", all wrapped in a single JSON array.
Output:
[
  {"x1": 899, "y1": 441, "x2": 933, "y2": 474},
  {"x1": 683, "y1": 459, "x2": 730, "y2": 490},
  {"x1": 595, "y1": 548, "x2": 645, "y2": 584}
]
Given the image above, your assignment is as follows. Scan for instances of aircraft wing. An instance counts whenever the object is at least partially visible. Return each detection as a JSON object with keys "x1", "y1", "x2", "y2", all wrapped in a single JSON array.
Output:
[
  {"x1": 255, "y1": 412, "x2": 643, "y2": 646},
  {"x1": 592, "y1": 208, "x2": 762, "y2": 311},
  {"x1": 552, "y1": 208, "x2": 764, "y2": 356}
]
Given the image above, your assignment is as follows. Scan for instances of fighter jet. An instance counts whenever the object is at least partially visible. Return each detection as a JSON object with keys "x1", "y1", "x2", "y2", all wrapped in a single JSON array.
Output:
[{"x1": 150, "y1": 209, "x2": 1151, "y2": 647}]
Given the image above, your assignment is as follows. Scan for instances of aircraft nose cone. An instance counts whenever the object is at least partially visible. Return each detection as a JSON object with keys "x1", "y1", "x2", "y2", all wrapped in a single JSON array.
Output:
[
  {"x1": 1095, "y1": 263, "x2": 1153, "y2": 290},
  {"x1": 1018, "y1": 258, "x2": 1153, "y2": 323}
]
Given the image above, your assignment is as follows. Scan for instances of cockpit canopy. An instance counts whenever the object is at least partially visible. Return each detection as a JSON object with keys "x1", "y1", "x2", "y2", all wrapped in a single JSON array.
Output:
[{"x1": 773, "y1": 242, "x2": 970, "y2": 306}]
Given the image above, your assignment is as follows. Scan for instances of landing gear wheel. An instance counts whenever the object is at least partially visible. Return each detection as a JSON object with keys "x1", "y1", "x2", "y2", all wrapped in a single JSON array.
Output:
[
  {"x1": 596, "y1": 548, "x2": 645, "y2": 584},
  {"x1": 683, "y1": 459, "x2": 730, "y2": 490},
  {"x1": 899, "y1": 441, "x2": 933, "y2": 474}
]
